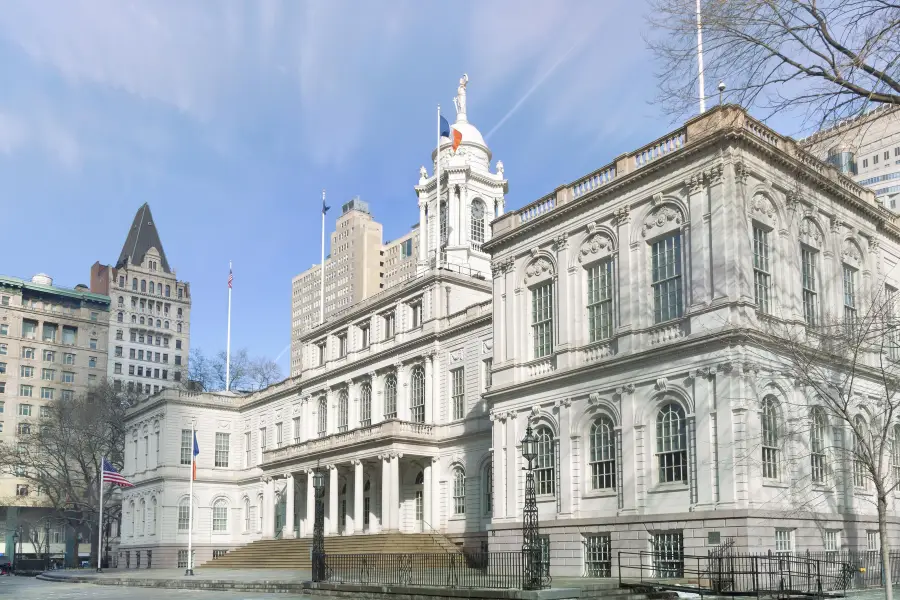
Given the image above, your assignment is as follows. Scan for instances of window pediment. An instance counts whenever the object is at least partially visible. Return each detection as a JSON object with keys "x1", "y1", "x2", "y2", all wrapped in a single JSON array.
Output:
[
  {"x1": 578, "y1": 233, "x2": 615, "y2": 264},
  {"x1": 641, "y1": 205, "x2": 684, "y2": 238},
  {"x1": 524, "y1": 256, "x2": 555, "y2": 285}
]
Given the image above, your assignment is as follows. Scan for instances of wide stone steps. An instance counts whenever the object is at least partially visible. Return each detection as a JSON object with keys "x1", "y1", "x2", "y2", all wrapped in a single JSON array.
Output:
[{"x1": 202, "y1": 533, "x2": 461, "y2": 569}]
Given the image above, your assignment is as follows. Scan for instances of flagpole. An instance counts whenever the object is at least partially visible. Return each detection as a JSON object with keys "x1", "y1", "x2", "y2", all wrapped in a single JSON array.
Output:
[
  {"x1": 96, "y1": 462, "x2": 104, "y2": 572},
  {"x1": 225, "y1": 261, "x2": 232, "y2": 392},
  {"x1": 186, "y1": 420, "x2": 194, "y2": 576},
  {"x1": 696, "y1": 0, "x2": 706, "y2": 113},
  {"x1": 436, "y1": 104, "x2": 441, "y2": 268},
  {"x1": 320, "y1": 189, "x2": 326, "y2": 324}
]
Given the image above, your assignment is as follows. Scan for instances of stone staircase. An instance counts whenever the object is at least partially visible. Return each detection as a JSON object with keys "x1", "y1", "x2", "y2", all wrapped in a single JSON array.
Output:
[{"x1": 201, "y1": 532, "x2": 461, "y2": 569}]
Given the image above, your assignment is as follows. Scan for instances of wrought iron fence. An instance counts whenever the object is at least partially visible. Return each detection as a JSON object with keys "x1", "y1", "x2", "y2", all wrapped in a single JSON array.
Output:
[
  {"x1": 617, "y1": 550, "x2": 853, "y2": 597},
  {"x1": 806, "y1": 550, "x2": 900, "y2": 589},
  {"x1": 318, "y1": 552, "x2": 524, "y2": 589}
]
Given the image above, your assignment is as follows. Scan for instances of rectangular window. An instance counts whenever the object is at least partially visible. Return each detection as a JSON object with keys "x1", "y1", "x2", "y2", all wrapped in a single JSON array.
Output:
[
  {"x1": 483, "y1": 358, "x2": 492, "y2": 390},
  {"x1": 180, "y1": 429, "x2": 192, "y2": 465},
  {"x1": 360, "y1": 324, "x2": 370, "y2": 349},
  {"x1": 20, "y1": 365, "x2": 33, "y2": 378},
  {"x1": 801, "y1": 246, "x2": 819, "y2": 326},
  {"x1": 276, "y1": 422, "x2": 283, "y2": 446},
  {"x1": 178, "y1": 507, "x2": 190, "y2": 531},
  {"x1": 62, "y1": 326, "x2": 77, "y2": 345},
  {"x1": 775, "y1": 529, "x2": 795, "y2": 555},
  {"x1": 410, "y1": 301, "x2": 423, "y2": 329},
  {"x1": 652, "y1": 233, "x2": 683, "y2": 323},
  {"x1": 258, "y1": 427, "x2": 266, "y2": 464},
  {"x1": 0, "y1": 296, "x2": 7, "y2": 306},
  {"x1": 42, "y1": 349, "x2": 55, "y2": 362},
  {"x1": 18, "y1": 403, "x2": 32, "y2": 416},
  {"x1": 531, "y1": 282, "x2": 554, "y2": 358},
  {"x1": 214, "y1": 432, "x2": 230, "y2": 468},
  {"x1": 0, "y1": 343, "x2": 6, "y2": 354},
  {"x1": 843, "y1": 265, "x2": 857, "y2": 326},
  {"x1": 652, "y1": 532, "x2": 684, "y2": 578},
  {"x1": 337, "y1": 333, "x2": 347, "y2": 358},
  {"x1": 753, "y1": 226, "x2": 771, "y2": 313},
  {"x1": 244, "y1": 431, "x2": 251, "y2": 467},
  {"x1": 42, "y1": 323, "x2": 58, "y2": 342},
  {"x1": 61, "y1": 390, "x2": 73, "y2": 401},
  {"x1": 63, "y1": 353, "x2": 74, "y2": 365},
  {"x1": 0, "y1": 325, "x2": 6, "y2": 336},
  {"x1": 866, "y1": 530, "x2": 879, "y2": 552},
  {"x1": 450, "y1": 367, "x2": 466, "y2": 420},
  {"x1": 40, "y1": 387, "x2": 53, "y2": 400},
  {"x1": 41, "y1": 368, "x2": 54, "y2": 381},
  {"x1": 587, "y1": 259, "x2": 614, "y2": 341},
  {"x1": 19, "y1": 386, "x2": 33, "y2": 398},
  {"x1": 584, "y1": 534, "x2": 612, "y2": 578},
  {"x1": 22, "y1": 320, "x2": 37, "y2": 339},
  {"x1": 887, "y1": 286, "x2": 900, "y2": 361},
  {"x1": 316, "y1": 341, "x2": 326, "y2": 366},
  {"x1": 62, "y1": 371, "x2": 75, "y2": 383},
  {"x1": 293, "y1": 416, "x2": 302, "y2": 442},
  {"x1": 89, "y1": 356, "x2": 97, "y2": 368},
  {"x1": 383, "y1": 312, "x2": 395, "y2": 339},
  {"x1": 22, "y1": 347, "x2": 35, "y2": 359},
  {"x1": 824, "y1": 530, "x2": 841, "y2": 555}
]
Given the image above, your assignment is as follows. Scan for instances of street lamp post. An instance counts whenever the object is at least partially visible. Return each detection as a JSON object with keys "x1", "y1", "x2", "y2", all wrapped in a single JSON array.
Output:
[
  {"x1": 311, "y1": 467, "x2": 326, "y2": 582},
  {"x1": 11, "y1": 532, "x2": 17, "y2": 574},
  {"x1": 520, "y1": 425, "x2": 545, "y2": 590}
]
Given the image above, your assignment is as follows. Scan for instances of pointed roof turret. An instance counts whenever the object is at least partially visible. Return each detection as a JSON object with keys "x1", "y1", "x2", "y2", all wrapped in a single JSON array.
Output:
[{"x1": 116, "y1": 203, "x2": 171, "y2": 273}]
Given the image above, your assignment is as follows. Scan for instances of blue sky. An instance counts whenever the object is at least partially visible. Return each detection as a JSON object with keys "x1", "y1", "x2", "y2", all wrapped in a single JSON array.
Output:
[{"x1": 0, "y1": 0, "x2": 803, "y2": 374}]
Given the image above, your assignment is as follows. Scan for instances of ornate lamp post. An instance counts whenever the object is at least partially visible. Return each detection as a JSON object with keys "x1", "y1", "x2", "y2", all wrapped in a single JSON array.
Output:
[
  {"x1": 520, "y1": 425, "x2": 545, "y2": 590},
  {"x1": 311, "y1": 467, "x2": 327, "y2": 582}
]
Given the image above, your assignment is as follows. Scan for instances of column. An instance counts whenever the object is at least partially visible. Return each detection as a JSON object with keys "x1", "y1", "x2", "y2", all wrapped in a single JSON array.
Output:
[
  {"x1": 284, "y1": 473, "x2": 295, "y2": 538},
  {"x1": 349, "y1": 381, "x2": 360, "y2": 430},
  {"x1": 397, "y1": 364, "x2": 408, "y2": 421},
  {"x1": 423, "y1": 460, "x2": 432, "y2": 530},
  {"x1": 686, "y1": 176, "x2": 709, "y2": 309},
  {"x1": 431, "y1": 354, "x2": 440, "y2": 423},
  {"x1": 504, "y1": 413, "x2": 518, "y2": 518},
  {"x1": 328, "y1": 465, "x2": 338, "y2": 535},
  {"x1": 491, "y1": 415, "x2": 507, "y2": 519},
  {"x1": 418, "y1": 198, "x2": 427, "y2": 264},
  {"x1": 614, "y1": 208, "x2": 636, "y2": 353},
  {"x1": 353, "y1": 460, "x2": 363, "y2": 534},
  {"x1": 380, "y1": 455, "x2": 391, "y2": 531},
  {"x1": 370, "y1": 373, "x2": 381, "y2": 425},
  {"x1": 424, "y1": 354, "x2": 434, "y2": 424},
  {"x1": 557, "y1": 398, "x2": 573, "y2": 515},
  {"x1": 306, "y1": 470, "x2": 315, "y2": 537},
  {"x1": 390, "y1": 453, "x2": 401, "y2": 531},
  {"x1": 430, "y1": 457, "x2": 440, "y2": 529},
  {"x1": 263, "y1": 478, "x2": 276, "y2": 538},
  {"x1": 617, "y1": 385, "x2": 638, "y2": 514}
]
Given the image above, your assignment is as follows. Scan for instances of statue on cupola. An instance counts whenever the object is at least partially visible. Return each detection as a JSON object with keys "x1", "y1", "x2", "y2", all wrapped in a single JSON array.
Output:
[{"x1": 453, "y1": 73, "x2": 469, "y2": 121}]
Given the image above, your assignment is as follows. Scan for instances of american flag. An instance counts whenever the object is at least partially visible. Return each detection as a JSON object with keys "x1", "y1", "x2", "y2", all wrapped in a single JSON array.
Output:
[
  {"x1": 102, "y1": 457, "x2": 134, "y2": 488},
  {"x1": 228, "y1": 268, "x2": 233, "y2": 289}
]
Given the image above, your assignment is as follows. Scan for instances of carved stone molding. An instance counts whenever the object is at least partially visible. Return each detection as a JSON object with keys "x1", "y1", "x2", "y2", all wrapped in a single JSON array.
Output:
[
  {"x1": 614, "y1": 206, "x2": 631, "y2": 226},
  {"x1": 578, "y1": 233, "x2": 614, "y2": 263},
  {"x1": 685, "y1": 173, "x2": 704, "y2": 194},
  {"x1": 449, "y1": 349, "x2": 464, "y2": 363},
  {"x1": 655, "y1": 378, "x2": 668, "y2": 391},
  {"x1": 642, "y1": 206, "x2": 684, "y2": 237},
  {"x1": 734, "y1": 161, "x2": 750, "y2": 185},
  {"x1": 523, "y1": 257, "x2": 554, "y2": 284},
  {"x1": 749, "y1": 193, "x2": 777, "y2": 222},
  {"x1": 482, "y1": 340, "x2": 493, "y2": 354},
  {"x1": 706, "y1": 162, "x2": 724, "y2": 185},
  {"x1": 554, "y1": 234, "x2": 568, "y2": 252},
  {"x1": 615, "y1": 384, "x2": 635, "y2": 395},
  {"x1": 553, "y1": 397, "x2": 572, "y2": 409},
  {"x1": 830, "y1": 216, "x2": 843, "y2": 234}
]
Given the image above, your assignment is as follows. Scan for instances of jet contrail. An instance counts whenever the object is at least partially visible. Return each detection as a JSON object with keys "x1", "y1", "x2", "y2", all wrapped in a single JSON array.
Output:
[
  {"x1": 485, "y1": 39, "x2": 582, "y2": 141},
  {"x1": 274, "y1": 343, "x2": 291, "y2": 364}
]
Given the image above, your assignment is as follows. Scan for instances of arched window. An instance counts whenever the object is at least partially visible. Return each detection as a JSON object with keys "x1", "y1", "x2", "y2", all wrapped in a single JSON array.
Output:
[
  {"x1": 213, "y1": 499, "x2": 228, "y2": 532},
  {"x1": 415, "y1": 471, "x2": 424, "y2": 485},
  {"x1": 165, "y1": 285, "x2": 171, "y2": 297},
  {"x1": 535, "y1": 426, "x2": 555, "y2": 495},
  {"x1": 138, "y1": 499, "x2": 145, "y2": 535},
  {"x1": 338, "y1": 390, "x2": 349, "y2": 432},
  {"x1": 810, "y1": 407, "x2": 828, "y2": 483},
  {"x1": 150, "y1": 497, "x2": 157, "y2": 535},
  {"x1": 243, "y1": 498, "x2": 251, "y2": 531},
  {"x1": 156, "y1": 319, "x2": 161, "y2": 328},
  {"x1": 590, "y1": 416, "x2": 616, "y2": 490},
  {"x1": 129, "y1": 500, "x2": 136, "y2": 536},
  {"x1": 360, "y1": 383, "x2": 372, "y2": 427},
  {"x1": 532, "y1": 282, "x2": 554, "y2": 358},
  {"x1": 410, "y1": 366, "x2": 425, "y2": 423},
  {"x1": 132, "y1": 278, "x2": 138, "y2": 291},
  {"x1": 177, "y1": 323, "x2": 182, "y2": 333},
  {"x1": 452, "y1": 468, "x2": 466, "y2": 515},
  {"x1": 587, "y1": 259, "x2": 614, "y2": 342},
  {"x1": 257, "y1": 495, "x2": 264, "y2": 531},
  {"x1": 853, "y1": 415, "x2": 869, "y2": 488},
  {"x1": 117, "y1": 312, "x2": 123, "y2": 323},
  {"x1": 131, "y1": 315, "x2": 137, "y2": 324},
  {"x1": 177, "y1": 499, "x2": 190, "y2": 530},
  {"x1": 149, "y1": 281, "x2": 155, "y2": 294},
  {"x1": 177, "y1": 308, "x2": 183, "y2": 318},
  {"x1": 440, "y1": 200, "x2": 448, "y2": 248},
  {"x1": 118, "y1": 296, "x2": 124, "y2": 307},
  {"x1": 317, "y1": 396, "x2": 328, "y2": 437},
  {"x1": 141, "y1": 280, "x2": 146, "y2": 292},
  {"x1": 483, "y1": 464, "x2": 492, "y2": 515},
  {"x1": 761, "y1": 396, "x2": 781, "y2": 479},
  {"x1": 656, "y1": 403, "x2": 687, "y2": 483},
  {"x1": 140, "y1": 317, "x2": 145, "y2": 325},
  {"x1": 470, "y1": 199, "x2": 485, "y2": 248},
  {"x1": 651, "y1": 232, "x2": 684, "y2": 323},
  {"x1": 164, "y1": 321, "x2": 169, "y2": 329},
  {"x1": 384, "y1": 375, "x2": 398, "y2": 419}
]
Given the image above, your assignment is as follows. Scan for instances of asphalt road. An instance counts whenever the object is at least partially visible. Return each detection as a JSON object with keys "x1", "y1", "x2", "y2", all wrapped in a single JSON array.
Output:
[{"x1": 0, "y1": 576, "x2": 316, "y2": 599}]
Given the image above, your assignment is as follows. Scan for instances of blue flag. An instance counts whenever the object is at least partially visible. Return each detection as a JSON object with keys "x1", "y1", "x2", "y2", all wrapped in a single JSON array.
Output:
[{"x1": 440, "y1": 115, "x2": 451, "y2": 139}]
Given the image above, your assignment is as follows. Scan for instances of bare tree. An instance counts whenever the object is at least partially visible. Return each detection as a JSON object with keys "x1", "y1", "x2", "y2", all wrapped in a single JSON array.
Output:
[
  {"x1": 0, "y1": 381, "x2": 130, "y2": 568},
  {"x1": 752, "y1": 284, "x2": 900, "y2": 599},
  {"x1": 247, "y1": 356, "x2": 283, "y2": 390},
  {"x1": 647, "y1": 0, "x2": 900, "y2": 127}
]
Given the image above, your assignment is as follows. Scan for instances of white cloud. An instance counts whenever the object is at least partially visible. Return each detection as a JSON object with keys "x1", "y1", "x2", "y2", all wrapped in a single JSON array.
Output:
[{"x1": 0, "y1": 113, "x2": 26, "y2": 155}]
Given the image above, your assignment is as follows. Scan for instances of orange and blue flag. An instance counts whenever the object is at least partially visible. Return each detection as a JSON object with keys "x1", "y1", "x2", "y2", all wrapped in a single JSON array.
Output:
[
  {"x1": 192, "y1": 431, "x2": 200, "y2": 480},
  {"x1": 440, "y1": 114, "x2": 462, "y2": 151}
]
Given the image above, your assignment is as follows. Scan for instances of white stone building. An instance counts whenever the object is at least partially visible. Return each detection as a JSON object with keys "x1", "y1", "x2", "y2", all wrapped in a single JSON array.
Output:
[
  {"x1": 90, "y1": 203, "x2": 192, "y2": 395},
  {"x1": 120, "y1": 88, "x2": 900, "y2": 577}
]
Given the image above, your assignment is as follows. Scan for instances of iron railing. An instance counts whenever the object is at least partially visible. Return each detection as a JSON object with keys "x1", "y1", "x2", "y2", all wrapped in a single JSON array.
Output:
[
  {"x1": 318, "y1": 552, "x2": 524, "y2": 589},
  {"x1": 806, "y1": 550, "x2": 900, "y2": 589},
  {"x1": 617, "y1": 550, "x2": 852, "y2": 597}
]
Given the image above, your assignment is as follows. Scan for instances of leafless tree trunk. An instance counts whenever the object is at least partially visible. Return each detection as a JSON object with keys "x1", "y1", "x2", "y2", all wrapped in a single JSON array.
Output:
[{"x1": 647, "y1": 0, "x2": 900, "y2": 128}]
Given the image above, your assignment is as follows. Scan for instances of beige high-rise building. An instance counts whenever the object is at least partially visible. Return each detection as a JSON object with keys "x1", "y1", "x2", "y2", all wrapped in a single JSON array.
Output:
[
  {"x1": 0, "y1": 273, "x2": 110, "y2": 558},
  {"x1": 382, "y1": 225, "x2": 420, "y2": 290},
  {"x1": 90, "y1": 203, "x2": 192, "y2": 396},
  {"x1": 291, "y1": 198, "x2": 384, "y2": 375}
]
